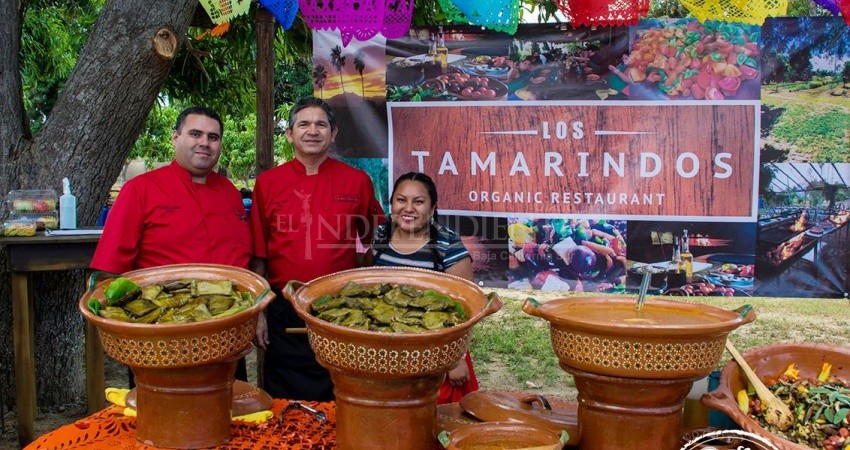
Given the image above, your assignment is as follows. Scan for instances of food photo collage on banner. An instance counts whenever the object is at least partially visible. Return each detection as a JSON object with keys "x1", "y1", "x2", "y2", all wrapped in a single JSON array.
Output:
[{"x1": 309, "y1": 17, "x2": 850, "y2": 298}]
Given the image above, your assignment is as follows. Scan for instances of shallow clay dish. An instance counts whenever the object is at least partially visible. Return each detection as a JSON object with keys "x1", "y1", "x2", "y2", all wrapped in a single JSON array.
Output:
[
  {"x1": 702, "y1": 342, "x2": 850, "y2": 450},
  {"x1": 459, "y1": 390, "x2": 578, "y2": 444},
  {"x1": 440, "y1": 421, "x2": 568, "y2": 450},
  {"x1": 436, "y1": 403, "x2": 481, "y2": 432}
]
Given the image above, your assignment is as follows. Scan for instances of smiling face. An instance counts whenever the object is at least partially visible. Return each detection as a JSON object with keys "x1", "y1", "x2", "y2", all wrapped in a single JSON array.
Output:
[
  {"x1": 172, "y1": 113, "x2": 222, "y2": 182},
  {"x1": 391, "y1": 179, "x2": 436, "y2": 235},
  {"x1": 285, "y1": 105, "x2": 338, "y2": 161}
]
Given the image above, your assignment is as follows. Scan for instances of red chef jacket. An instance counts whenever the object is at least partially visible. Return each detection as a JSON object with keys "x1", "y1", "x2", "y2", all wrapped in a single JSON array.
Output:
[
  {"x1": 250, "y1": 158, "x2": 385, "y2": 287},
  {"x1": 91, "y1": 161, "x2": 252, "y2": 274}
]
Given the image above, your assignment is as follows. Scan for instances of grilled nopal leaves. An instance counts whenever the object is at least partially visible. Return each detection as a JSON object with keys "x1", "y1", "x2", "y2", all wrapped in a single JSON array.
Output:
[
  {"x1": 94, "y1": 278, "x2": 252, "y2": 324},
  {"x1": 311, "y1": 282, "x2": 467, "y2": 333}
]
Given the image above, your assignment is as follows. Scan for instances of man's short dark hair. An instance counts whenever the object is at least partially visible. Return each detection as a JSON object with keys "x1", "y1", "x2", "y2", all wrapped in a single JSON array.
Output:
[
  {"x1": 174, "y1": 106, "x2": 224, "y2": 134},
  {"x1": 287, "y1": 97, "x2": 337, "y2": 131}
]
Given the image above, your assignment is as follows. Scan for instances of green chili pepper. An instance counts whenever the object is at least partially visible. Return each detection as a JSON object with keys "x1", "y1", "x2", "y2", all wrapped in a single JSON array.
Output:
[{"x1": 710, "y1": 52, "x2": 723, "y2": 62}]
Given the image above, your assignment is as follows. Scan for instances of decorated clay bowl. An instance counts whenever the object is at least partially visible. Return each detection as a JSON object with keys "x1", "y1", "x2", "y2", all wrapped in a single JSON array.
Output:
[
  {"x1": 286, "y1": 266, "x2": 502, "y2": 379},
  {"x1": 79, "y1": 263, "x2": 275, "y2": 368},
  {"x1": 439, "y1": 421, "x2": 569, "y2": 450},
  {"x1": 702, "y1": 342, "x2": 850, "y2": 450},
  {"x1": 78, "y1": 263, "x2": 275, "y2": 448},
  {"x1": 285, "y1": 266, "x2": 502, "y2": 450},
  {"x1": 523, "y1": 296, "x2": 755, "y2": 379}
]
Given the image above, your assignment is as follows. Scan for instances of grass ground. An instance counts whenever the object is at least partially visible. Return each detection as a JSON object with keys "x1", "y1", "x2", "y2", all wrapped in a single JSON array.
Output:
[{"x1": 761, "y1": 80, "x2": 850, "y2": 162}]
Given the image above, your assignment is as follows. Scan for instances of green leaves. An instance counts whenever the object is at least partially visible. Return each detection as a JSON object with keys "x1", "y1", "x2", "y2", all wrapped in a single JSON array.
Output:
[{"x1": 104, "y1": 277, "x2": 140, "y2": 306}]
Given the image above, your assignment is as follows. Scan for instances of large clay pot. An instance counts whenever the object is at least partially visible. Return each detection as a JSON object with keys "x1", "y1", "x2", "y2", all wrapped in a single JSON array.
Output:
[
  {"x1": 79, "y1": 263, "x2": 275, "y2": 449},
  {"x1": 285, "y1": 267, "x2": 502, "y2": 450},
  {"x1": 702, "y1": 342, "x2": 850, "y2": 450},
  {"x1": 523, "y1": 295, "x2": 755, "y2": 450}
]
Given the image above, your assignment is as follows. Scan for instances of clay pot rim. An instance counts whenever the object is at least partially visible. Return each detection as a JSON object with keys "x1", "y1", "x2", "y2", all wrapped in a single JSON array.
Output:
[
  {"x1": 289, "y1": 266, "x2": 501, "y2": 341},
  {"x1": 78, "y1": 263, "x2": 275, "y2": 335},
  {"x1": 702, "y1": 342, "x2": 850, "y2": 450},
  {"x1": 442, "y1": 420, "x2": 567, "y2": 448},
  {"x1": 523, "y1": 295, "x2": 755, "y2": 336}
]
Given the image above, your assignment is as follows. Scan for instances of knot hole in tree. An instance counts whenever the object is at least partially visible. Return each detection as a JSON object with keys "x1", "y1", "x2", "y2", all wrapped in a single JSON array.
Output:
[{"x1": 152, "y1": 28, "x2": 178, "y2": 60}]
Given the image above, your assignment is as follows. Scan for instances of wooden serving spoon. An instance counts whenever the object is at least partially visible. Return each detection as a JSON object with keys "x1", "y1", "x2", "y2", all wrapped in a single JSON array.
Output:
[{"x1": 725, "y1": 340, "x2": 794, "y2": 431}]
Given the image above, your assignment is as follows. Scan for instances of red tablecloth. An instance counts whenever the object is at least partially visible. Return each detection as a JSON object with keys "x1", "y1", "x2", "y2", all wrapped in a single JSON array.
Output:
[{"x1": 25, "y1": 400, "x2": 336, "y2": 449}]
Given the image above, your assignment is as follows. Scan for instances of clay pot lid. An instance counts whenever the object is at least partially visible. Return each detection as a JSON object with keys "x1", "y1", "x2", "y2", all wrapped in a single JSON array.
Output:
[
  {"x1": 126, "y1": 380, "x2": 273, "y2": 417},
  {"x1": 459, "y1": 391, "x2": 577, "y2": 438},
  {"x1": 440, "y1": 421, "x2": 568, "y2": 450},
  {"x1": 436, "y1": 403, "x2": 481, "y2": 432}
]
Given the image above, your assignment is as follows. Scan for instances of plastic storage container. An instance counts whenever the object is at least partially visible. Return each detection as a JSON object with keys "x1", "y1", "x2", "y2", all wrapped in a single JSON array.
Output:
[
  {"x1": 3, "y1": 219, "x2": 37, "y2": 237},
  {"x1": 9, "y1": 211, "x2": 59, "y2": 230},
  {"x1": 7, "y1": 189, "x2": 58, "y2": 213}
]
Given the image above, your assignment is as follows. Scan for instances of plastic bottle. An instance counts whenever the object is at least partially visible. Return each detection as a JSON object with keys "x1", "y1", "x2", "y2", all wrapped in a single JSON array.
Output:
[{"x1": 60, "y1": 177, "x2": 77, "y2": 229}]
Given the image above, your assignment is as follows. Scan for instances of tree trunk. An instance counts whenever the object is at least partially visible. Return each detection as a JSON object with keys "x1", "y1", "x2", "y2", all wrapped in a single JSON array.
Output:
[{"x1": 0, "y1": 0, "x2": 197, "y2": 410}]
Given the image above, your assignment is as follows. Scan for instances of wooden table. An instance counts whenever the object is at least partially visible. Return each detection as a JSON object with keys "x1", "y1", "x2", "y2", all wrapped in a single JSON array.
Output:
[{"x1": 0, "y1": 232, "x2": 103, "y2": 447}]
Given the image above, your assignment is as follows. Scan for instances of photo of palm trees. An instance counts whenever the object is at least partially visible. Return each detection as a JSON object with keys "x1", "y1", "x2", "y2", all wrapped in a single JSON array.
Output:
[{"x1": 312, "y1": 31, "x2": 389, "y2": 158}]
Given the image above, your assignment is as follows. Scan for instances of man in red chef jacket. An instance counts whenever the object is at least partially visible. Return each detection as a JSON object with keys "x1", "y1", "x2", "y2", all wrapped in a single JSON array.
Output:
[
  {"x1": 250, "y1": 97, "x2": 385, "y2": 401},
  {"x1": 91, "y1": 105, "x2": 252, "y2": 384}
]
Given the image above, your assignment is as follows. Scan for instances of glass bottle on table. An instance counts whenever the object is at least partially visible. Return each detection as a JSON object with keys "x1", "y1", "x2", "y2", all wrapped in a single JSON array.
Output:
[
  {"x1": 427, "y1": 32, "x2": 437, "y2": 62},
  {"x1": 667, "y1": 241, "x2": 687, "y2": 288},
  {"x1": 436, "y1": 26, "x2": 448, "y2": 71},
  {"x1": 680, "y1": 229, "x2": 693, "y2": 281},
  {"x1": 424, "y1": 33, "x2": 440, "y2": 79}
]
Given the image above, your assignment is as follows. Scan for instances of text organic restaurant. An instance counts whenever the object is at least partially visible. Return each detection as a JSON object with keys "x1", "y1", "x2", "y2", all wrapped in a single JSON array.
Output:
[{"x1": 389, "y1": 101, "x2": 759, "y2": 220}]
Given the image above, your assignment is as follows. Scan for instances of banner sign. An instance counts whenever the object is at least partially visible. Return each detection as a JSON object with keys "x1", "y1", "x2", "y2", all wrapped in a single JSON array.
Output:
[
  {"x1": 389, "y1": 101, "x2": 759, "y2": 221},
  {"x1": 313, "y1": 17, "x2": 850, "y2": 298}
]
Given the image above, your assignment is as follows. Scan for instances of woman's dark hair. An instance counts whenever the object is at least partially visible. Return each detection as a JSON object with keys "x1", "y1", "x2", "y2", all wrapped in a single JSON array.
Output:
[
  {"x1": 287, "y1": 96, "x2": 337, "y2": 131},
  {"x1": 373, "y1": 172, "x2": 444, "y2": 271}
]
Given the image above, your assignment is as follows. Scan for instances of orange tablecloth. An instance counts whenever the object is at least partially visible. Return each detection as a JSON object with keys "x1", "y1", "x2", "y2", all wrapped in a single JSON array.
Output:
[{"x1": 25, "y1": 400, "x2": 336, "y2": 449}]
